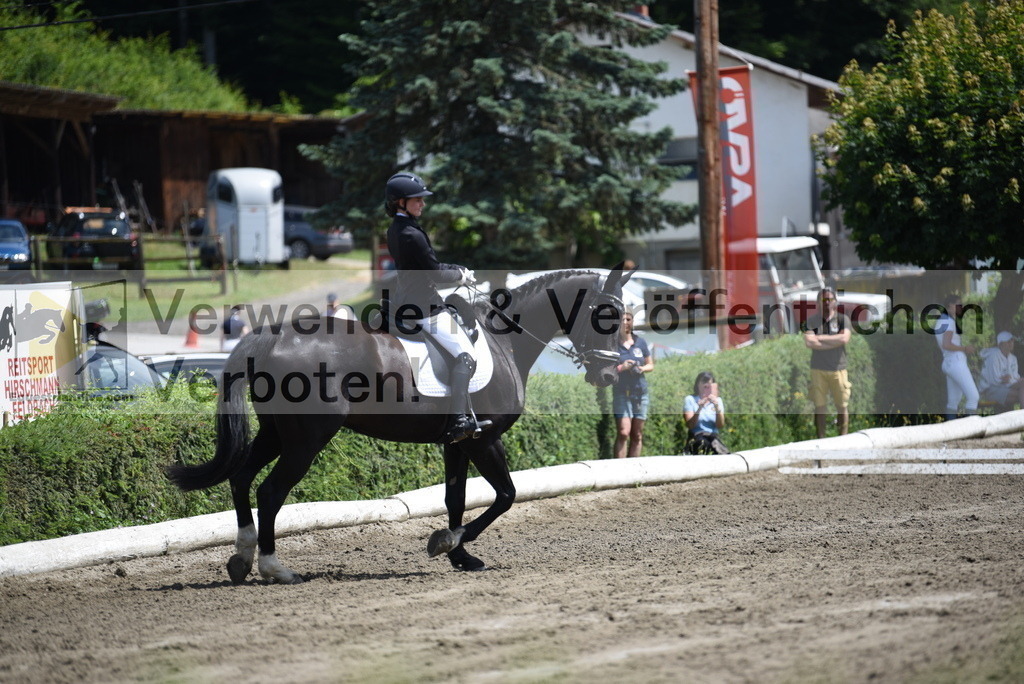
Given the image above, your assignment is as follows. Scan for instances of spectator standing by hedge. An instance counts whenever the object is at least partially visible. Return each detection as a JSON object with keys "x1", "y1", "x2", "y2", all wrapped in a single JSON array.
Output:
[
  {"x1": 613, "y1": 311, "x2": 653, "y2": 458},
  {"x1": 803, "y1": 287, "x2": 852, "y2": 438},
  {"x1": 934, "y1": 293, "x2": 978, "y2": 420},
  {"x1": 683, "y1": 371, "x2": 729, "y2": 454}
]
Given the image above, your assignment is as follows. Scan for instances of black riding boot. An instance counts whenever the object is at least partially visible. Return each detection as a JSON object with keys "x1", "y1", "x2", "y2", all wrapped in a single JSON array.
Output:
[{"x1": 444, "y1": 353, "x2": 493, "y2": 443}]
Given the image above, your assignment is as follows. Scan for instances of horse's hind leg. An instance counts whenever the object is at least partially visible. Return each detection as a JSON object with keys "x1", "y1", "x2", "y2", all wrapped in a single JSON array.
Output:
[
  {"x1": 255, "y1": 415, "x2": 340, "y2": 584},
  {"x1": 227, "y1": 424, "x2": 281, "y2": 584}
]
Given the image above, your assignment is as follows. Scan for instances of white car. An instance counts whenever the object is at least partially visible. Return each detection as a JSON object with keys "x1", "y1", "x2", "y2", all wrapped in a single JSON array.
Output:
[
  {"x1": 625, "y1": 270, "x2": 691, "y2": 294},
  {"x1": 143, "y1": 352, "x2": 230, "y2": 389}
]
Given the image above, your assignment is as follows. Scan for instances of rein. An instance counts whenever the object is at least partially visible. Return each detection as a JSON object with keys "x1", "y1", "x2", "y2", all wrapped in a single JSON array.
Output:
[{"x1": 461, "y1": 281, "x2": 623, "y2": 370}]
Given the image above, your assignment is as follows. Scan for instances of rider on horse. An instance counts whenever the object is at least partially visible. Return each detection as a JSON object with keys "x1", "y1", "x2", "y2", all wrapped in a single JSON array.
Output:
[{"x1": 385, "y1": 172, "x2": 493, "y2": 444}]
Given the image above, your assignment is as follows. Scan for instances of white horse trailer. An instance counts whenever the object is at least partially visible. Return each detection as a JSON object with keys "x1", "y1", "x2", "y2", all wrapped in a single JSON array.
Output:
[{"x1": 206, "y1": 168, "x2": 286, "y2": 265}]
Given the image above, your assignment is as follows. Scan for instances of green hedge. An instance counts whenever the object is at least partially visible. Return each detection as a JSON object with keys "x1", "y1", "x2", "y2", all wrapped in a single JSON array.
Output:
[{"x1": 0, "y1": 332, "x2": 941, "y2": 545}]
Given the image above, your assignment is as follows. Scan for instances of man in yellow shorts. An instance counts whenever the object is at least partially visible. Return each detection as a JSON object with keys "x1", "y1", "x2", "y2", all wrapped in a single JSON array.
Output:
[{"x1": 803, "y1": 288, "x2": 852, "y2": 438}]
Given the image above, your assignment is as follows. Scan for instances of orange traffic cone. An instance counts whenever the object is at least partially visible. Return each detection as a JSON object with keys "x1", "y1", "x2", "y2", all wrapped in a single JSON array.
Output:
[{"x1": 184, "y1": 312, "x2": 199, "y2": 348}]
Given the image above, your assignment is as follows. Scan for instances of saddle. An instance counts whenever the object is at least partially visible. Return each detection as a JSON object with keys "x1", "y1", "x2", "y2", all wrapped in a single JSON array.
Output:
[{"x1": 377, "y1": 294, "x2": 494, "y2": 398}]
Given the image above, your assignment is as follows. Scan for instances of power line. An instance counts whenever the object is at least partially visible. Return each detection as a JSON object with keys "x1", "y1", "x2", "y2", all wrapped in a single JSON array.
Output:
[{"x1": 0, "y1": 0, "x2": 258, "y2": 32}]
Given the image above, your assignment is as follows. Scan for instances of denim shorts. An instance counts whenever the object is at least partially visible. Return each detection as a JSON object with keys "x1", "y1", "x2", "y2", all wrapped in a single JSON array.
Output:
[{"x1": 613, "y1": 390, "x2": 649, "y2": 420}]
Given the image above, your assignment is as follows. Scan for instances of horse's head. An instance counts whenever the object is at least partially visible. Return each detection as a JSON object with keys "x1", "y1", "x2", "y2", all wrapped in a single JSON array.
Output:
[{"x1": 569, "y1": 263, "x2": 634, "y2": 387}]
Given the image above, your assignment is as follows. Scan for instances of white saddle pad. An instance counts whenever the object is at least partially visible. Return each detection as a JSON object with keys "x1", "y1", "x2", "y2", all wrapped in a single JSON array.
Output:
[{"x1": 396, "y1": 331, "x2": 494, "y2": 398}]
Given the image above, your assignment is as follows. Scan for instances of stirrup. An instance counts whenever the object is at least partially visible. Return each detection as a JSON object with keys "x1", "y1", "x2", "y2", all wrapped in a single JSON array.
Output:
[{"x1": 446, "y1": 417, "x2": 493, "y2": 444}]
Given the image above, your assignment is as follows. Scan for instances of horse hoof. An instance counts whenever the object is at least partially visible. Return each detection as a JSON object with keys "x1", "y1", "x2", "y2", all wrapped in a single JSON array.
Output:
[
  {"x1": 427, "y1": 529, "x2": 455, "y2": 557},
  {"x1": 427, "y1": 527, "x2": 465, "y2": 557},
  {"x1": 227, "y1": 554, "x2": 251, "y2": 585},
  {"x1": 450, "y1": 554, "x2": 486, "y2": 572}
]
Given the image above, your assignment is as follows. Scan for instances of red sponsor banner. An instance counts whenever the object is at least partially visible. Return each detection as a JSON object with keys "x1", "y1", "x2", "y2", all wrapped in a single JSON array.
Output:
[{"x1": 688, "y1": 65, "x2": 759, "y2": 345}]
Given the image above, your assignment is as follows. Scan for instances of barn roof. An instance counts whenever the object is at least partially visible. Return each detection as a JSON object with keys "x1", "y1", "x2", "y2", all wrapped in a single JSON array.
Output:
[{"x1": 0, "y1": 80, "x2": 120, "y2": 121}]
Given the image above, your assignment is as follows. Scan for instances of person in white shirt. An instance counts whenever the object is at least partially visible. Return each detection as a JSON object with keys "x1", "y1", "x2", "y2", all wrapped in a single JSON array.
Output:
[
  {"x1": 933, "y1": 293, "x2": 978, "y2": 421},
  {"x1": 325, "y1": 292, "x2": 354, "y2": 320},
  {"x1": 978, "y1": 331, "x2": 1023, "y2": 411}
]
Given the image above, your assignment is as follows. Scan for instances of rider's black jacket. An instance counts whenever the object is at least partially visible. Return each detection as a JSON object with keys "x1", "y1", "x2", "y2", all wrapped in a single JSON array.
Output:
[{"x1": 386, "y1": 213, "x2": 464, "y2": 318}]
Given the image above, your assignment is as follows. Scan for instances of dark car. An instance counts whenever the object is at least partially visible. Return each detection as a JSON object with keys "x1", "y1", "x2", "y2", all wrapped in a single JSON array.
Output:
[
  {"x1": 47, "y1": 208, "x2": 141, "y2": 270},
  {"x1": 284, "y1": 205, "x2": 354, "y2": 261},
  {"x1": 0, "y1": 219, "x2": 31, "y2": 271}
]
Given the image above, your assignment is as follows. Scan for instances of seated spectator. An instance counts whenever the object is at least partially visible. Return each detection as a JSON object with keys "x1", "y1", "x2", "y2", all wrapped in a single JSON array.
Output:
[
  {"x1": 978, "y1": 331, "x2": 1024, "y2": 411},
  {"x1": 683, "y1": 371, "x2": 729, "y2": 455}
]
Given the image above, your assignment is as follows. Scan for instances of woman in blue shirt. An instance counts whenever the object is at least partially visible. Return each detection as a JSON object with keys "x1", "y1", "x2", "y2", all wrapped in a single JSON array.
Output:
[
  {"x1": 613, "y1": 311, "x2": 654, "y2": 458},
  {"x1": 683, "y1": 371, "x2": 729, "y2": 455}
]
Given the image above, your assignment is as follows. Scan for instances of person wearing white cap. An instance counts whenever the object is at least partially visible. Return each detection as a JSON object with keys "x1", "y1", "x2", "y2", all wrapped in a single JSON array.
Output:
[{"x1": 978, "y1": 331, "x2": 1023, "y2": 411}]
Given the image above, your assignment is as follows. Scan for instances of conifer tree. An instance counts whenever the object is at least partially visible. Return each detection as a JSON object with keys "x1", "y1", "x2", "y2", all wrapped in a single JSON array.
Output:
[{"x1": 305, "y1": 1, "x2": 695, "y2": 268}]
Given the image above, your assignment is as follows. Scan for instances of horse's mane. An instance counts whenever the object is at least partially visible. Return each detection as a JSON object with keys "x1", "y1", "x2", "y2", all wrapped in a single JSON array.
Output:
[
  {"x1": 507, "y1": 269, "x2": 599, "y2": 300},
  {"x1": 467, "y1": 269, "x2": 603, "y2": 320}
]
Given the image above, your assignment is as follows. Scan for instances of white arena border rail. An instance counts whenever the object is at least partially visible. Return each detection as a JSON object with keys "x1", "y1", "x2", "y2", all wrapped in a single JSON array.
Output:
[{"x1": 2, "y1": 410, "x2": 1023, "y2": 578}]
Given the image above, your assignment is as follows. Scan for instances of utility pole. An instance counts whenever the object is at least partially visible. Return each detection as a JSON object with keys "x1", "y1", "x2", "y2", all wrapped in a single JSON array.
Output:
[
  {"x1": 695, "y1": 0, "x2": 723, "y2": 276},
  {"x1": 695, "y1": 0, "x2": 727, "y2": 343}
]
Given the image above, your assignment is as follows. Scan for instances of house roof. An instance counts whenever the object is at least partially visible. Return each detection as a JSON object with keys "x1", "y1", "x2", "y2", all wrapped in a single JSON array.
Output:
[
  {"x1": 90, "y1": 108, "x2": 358, "y2": 138},
  {"x1": 619, "y1": 14, "x2": 842, "y2": 109},
  {"x1": 0, "y1": 80, "x2": 120, "y2": 121},
  {"x1": 95, "y1": 108, "x2": 347, "y2": 127}
]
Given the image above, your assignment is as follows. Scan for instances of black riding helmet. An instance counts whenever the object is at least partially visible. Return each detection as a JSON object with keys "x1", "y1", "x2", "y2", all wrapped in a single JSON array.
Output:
[{"x1": 385, "y1": 172, "x2": 433, "y2": 216}]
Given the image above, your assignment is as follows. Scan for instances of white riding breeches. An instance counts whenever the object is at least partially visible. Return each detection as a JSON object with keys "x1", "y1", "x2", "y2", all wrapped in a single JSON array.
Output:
[
  {"x1": 415, "y1": 310, "x2": 476, "y2": 360},
  {"x1": 942, "y1": 354, "x2": 979, "y2": 412}
]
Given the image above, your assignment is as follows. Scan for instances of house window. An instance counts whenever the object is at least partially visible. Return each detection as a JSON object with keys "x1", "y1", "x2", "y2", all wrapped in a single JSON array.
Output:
[
  {"x1": 666, "y1": 249, "x2": 701, "y2": 272},
  {"x1": 659, "y1": 137, "x2": 698, "y2": 180}
]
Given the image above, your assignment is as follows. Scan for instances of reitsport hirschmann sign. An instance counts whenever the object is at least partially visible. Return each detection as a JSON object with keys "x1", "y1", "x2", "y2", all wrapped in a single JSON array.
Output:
[{"x1": 0, "y1": 282, "x2": 84, "y2": 424}]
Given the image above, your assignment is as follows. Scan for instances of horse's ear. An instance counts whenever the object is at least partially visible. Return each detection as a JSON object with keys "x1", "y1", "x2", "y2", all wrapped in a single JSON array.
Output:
[{"x1": 604, "y1": 261, "x2": 634, "y2": 293}]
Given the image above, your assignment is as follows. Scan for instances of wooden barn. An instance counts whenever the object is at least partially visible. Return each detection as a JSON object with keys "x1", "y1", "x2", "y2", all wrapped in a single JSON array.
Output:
[
  {"x1": 92, "y1": 109, "x2": 346, "y2": 231},
  {"x1": 0, "y1": 80, "x2": 119, "y2": 229},
  {"x1": 0, "y1": 81, "x2": 350, "y2": 232}
]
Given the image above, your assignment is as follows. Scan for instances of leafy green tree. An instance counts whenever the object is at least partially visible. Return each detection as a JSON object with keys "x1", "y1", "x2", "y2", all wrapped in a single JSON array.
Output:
[
  {"x1": 304, "y1": 0, "x2": 695, "y2": 268},
  {"x1": 818, "y1": 1, "x2": 1024, "y2": 326},
  {"x1": 0, "y1": 3, "x2": 250, "y2": 110}
]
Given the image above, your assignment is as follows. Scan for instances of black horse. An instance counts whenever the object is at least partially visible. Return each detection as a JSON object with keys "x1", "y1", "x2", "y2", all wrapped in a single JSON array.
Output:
[{"x1": 167, "y1": 267, "x2": 630, "y2": 583}]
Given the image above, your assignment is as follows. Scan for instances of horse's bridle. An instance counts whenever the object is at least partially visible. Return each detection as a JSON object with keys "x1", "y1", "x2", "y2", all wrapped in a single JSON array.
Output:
[
  {"x1": 569, "y1": 291, "x2": 625, "y2": 371},
  {"x1": 465, "y1": 282, "x2": 624, "y2": 371}
]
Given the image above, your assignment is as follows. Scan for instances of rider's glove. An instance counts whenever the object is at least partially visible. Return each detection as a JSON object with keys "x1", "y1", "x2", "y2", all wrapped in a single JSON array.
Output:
[{"x1": 459, "y1": 268, "x2": 477, "y2": 286}]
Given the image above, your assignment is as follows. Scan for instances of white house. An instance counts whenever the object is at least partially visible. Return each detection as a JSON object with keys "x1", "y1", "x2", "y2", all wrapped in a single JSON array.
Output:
[{"x1": 583, "y1": 11, "x2": 843, "y2": 272}]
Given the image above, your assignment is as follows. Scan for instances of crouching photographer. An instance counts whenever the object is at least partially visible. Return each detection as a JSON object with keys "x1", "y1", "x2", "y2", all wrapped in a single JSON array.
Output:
[{"x1": 683, "y1": 371, "x2": 730, "y2": 455}]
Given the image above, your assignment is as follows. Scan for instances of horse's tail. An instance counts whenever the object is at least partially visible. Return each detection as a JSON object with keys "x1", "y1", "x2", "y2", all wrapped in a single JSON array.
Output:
[{"x1": 165, "y1": 331, "x2": 271, "y2": 491}]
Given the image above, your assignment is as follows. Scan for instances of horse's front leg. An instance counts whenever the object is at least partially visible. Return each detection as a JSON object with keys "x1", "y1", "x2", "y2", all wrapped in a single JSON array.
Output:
[
  {"x1": 427, "y1": 439, "x2": 515, "y2": 571},
  {"x1": 427, "y1": 443, "x2": 470, "y2": 561}
]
